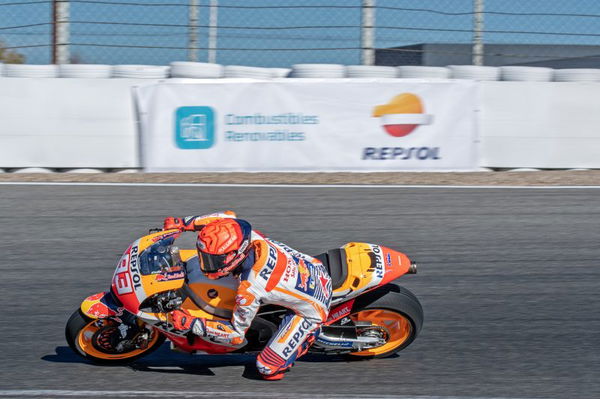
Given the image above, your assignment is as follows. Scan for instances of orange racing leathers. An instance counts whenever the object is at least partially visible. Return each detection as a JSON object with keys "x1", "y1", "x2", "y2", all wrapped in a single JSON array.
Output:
[{"x1": 172, "y1": 212, "x2": 332, "y2": 378}]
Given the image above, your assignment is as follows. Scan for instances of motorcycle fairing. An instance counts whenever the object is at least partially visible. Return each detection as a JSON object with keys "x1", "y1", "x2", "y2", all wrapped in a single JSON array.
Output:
[
  {"x1": 111, "y1": 230, "x2": 186, "y2": 315},
  {"x1": 81, "y1": 291, "x2": 123, "y2": 319},
  {"x1": 325, "y1": 299, "x2": 356, "y2": 324},
  {"x1": 331, "y1": 243, "x2": 412, "y2": 301}
]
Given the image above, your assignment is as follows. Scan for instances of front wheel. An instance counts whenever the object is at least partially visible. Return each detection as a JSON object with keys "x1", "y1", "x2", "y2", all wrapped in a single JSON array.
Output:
[
  {"x1": 65, "y1": 309, "x2": 165, "y2": 365},
  {"x1": 348, "y1": 284, "x2": 423, "y2": 358}
]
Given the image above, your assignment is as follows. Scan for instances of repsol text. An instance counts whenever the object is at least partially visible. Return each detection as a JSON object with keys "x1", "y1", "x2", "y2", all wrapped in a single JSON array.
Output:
[{"x1": 362, "y1": 147, "x2": 441, "y2": 160}]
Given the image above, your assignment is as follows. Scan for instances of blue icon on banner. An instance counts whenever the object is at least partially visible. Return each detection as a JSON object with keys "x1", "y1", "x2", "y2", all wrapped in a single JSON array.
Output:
[{"x1": 174, "y1": 106, "x2": 215, "y2": 149}]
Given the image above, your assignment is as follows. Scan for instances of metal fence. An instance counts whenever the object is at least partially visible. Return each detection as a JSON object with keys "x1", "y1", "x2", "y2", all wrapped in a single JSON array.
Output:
[{"x1": 1, "y1": 0, "x2": 600, "y2": 68}]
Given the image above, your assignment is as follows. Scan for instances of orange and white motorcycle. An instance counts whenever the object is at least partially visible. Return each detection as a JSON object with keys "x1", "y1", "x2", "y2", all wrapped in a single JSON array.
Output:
[{"x1": 66, "y1": 228, "x2": 423, "y2": 364}]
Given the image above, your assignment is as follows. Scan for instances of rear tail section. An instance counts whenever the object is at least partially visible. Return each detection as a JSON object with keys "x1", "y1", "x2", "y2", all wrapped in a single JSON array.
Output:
[{"x1": 331, "y1": 242, "x2": 414, "y2": 297}]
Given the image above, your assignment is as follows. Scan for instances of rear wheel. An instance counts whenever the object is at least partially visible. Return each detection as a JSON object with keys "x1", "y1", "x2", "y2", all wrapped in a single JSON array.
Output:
[
  {"x1": 65, "y1": 309, "x2": 165, "y2": 365},
  {"x1": 348, "y1": 284, "x2": 423, "y2": 358}
]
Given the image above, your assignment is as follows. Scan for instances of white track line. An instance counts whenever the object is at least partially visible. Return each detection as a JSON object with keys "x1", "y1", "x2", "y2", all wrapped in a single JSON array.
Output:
[
  {"x1": 0, "y1": 391, "x2": 539, "y2": 399},
  {"x1": 0, "y1": 182, "x2": 599, "y2": 189}
]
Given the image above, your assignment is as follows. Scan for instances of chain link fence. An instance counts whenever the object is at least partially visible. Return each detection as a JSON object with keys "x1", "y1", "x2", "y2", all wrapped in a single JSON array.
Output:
[{"x1": 1, "y1": 0, "x2": 600, "y2": 68}]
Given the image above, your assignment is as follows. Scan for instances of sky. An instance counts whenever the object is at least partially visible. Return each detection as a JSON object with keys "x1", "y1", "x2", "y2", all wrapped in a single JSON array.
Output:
[{"x1": 1, "y1": 0, "x2": 600, "y2": 66}]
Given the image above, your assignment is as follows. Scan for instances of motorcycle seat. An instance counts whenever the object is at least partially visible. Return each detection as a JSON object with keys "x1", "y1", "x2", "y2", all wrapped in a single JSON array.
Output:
[{"x1": 314, "y1": 248, "x2": 348, "y2": 291}]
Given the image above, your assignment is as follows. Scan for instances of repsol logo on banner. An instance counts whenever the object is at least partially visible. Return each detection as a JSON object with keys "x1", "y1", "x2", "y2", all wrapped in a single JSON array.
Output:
[{"x1": 362, "y1": 147, "x2": 441, "y2": 161}]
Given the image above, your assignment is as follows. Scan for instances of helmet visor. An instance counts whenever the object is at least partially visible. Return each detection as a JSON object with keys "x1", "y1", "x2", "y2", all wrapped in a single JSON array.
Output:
[{"x1": 199, "y1": 251, "x2": 234, "y2": 274}]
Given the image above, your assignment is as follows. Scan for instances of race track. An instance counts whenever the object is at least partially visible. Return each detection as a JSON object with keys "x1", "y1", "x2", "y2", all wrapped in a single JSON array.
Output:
[{"x1": 0, "y1": 184, "x2": 599, "y2": 399}]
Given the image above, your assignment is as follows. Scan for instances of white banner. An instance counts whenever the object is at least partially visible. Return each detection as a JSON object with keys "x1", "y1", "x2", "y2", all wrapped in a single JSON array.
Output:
[
  {"x1": 0, "y1": 78, "x2": 143, "y2": 168},
  {"x1": 481, "y1": 82, "x2": 600, "y2": 169},
  {"x1": 135, "y1": 79, "x2": 479, "y2": 172}
]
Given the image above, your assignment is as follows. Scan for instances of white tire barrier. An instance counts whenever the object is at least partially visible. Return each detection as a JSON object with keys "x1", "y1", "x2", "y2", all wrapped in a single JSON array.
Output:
[
  {"x1": 63, "y1": 168, "x2": 104, "y2": 173},
  {"x1": 397, "y1": 66, "x2": 451, "y2": 79},
  {"x1": 223, "y1": 65, "x2": 272, "y2": 79},
  {"x1": 291, "y1": 64, "x2": 345, "y2": 78},
  {"x1": 500, "y1": 66, "x2": 553, "y2": 82},
  {"x1": 12, "y1": 167, "x2": 55, "y2": 173},
  {"x1": 449, "y1": 65, "x2": 500, "y2": 81},
  {"x1": 59, "y1": 64, "x2": 113, "y2": 78},
  {"x1": 270, "y1": 68, "x2": 292, "y2": 78},
  {"x1": 113, "y1": 65, "x2": 170, "y2": 79},
  {"x1": 4, "y1": 64, "x2": 59, "y2": 78},
  {"x1": 170, "y1": 62, "x2": 224, "y2": 79},
  {"x1": 553, "y1": 69, "x2": 600, "y2": 82},
  {"x1": 345, "y1": 65, "x2": 397, "y2": 78}
]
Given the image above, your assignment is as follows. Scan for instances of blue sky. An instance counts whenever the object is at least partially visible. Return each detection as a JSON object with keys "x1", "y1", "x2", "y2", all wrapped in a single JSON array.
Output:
[{"x1": 1, "y1": 0, "x2": 600, "y2": 66}]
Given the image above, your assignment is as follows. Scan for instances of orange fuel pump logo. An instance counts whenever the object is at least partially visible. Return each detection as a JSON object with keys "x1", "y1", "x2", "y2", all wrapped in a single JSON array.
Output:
[{"x1": 372, "y1": 93, "x2": 434, "y2": 137}]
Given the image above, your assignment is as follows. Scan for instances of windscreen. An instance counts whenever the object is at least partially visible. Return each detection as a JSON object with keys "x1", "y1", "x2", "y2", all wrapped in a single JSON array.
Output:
[{"x1": 139, "y1": 237, "x2": 183, "y2": 275}]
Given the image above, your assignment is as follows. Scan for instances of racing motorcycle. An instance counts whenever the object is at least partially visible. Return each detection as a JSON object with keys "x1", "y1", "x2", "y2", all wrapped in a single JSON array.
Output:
[{"x1": 66, "y1": 228, "x2": 423, "y2": 364}]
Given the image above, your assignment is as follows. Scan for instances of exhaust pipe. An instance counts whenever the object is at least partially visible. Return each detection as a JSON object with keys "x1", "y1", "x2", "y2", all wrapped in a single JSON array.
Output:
[{"x1": 407, "y1": 262, "x2": 417, "y2": 274}]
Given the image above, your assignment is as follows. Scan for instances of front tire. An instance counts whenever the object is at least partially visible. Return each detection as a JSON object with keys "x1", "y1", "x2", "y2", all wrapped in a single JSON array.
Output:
[
  {"x1": 65, "y1": 309, "x2": 165, "y2": 365},
  {"x1": 348, "y1": 284, "x2": 423, "y2": 358}
]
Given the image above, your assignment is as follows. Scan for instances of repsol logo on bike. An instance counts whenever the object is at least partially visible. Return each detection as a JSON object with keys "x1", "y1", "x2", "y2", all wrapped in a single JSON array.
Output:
[
  {"x1": 129, "y1": 246, "x2": 142, "y2": 291},
  {"x1": 259, "y1": 246, "x2": 278, "y2": 281},
  {"x1": 368, "y1": 245, "x2": 384, "y2": 279},
  {"x1": 282, "y1": 319, "x2": 313, "y2": 357}
]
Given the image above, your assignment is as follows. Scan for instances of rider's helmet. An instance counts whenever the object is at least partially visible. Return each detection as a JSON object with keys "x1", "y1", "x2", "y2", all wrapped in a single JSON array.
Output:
[{"x1": 196, "y1": 218, "x2": 252, "y2": 279}]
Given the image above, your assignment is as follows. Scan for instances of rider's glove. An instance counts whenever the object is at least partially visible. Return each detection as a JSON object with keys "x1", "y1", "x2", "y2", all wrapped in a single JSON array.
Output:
[
  {"x1": 169, "y1": 310, "x2": 205, "y2": 336},
  {"x1": 163, "y1": 217, "x2": 191, "y2": 231}
]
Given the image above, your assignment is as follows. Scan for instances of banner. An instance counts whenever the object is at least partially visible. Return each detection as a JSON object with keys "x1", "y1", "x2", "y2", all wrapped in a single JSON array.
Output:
[{"x1": 135, "y1": 79, "x2": 479, "y2": 172}]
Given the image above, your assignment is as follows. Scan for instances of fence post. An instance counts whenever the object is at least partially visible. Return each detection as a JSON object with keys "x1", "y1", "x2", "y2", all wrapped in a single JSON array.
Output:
[
  {"x1": 189, "y1": 0, "x2": 199, "y2": 62},
  {"x1": 208, "y1": 0, "x2": 218, "y2": 63},
  {"x1": 52, "y1": 0, "x2": 70, "y2": 64},
  {"x1": 473, "y1": 0, "x2": 484, "y2": 66},
  {"x1": 361, "y1": 0, "x2": 375, "y2": 65}
]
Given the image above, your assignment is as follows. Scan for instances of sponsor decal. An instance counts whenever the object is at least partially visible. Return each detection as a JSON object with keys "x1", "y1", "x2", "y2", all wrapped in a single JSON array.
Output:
[
  {"x1": 362, "y1": 146, "x2": 441, "y2": 161},
  {"x1": 235, "y1": 292, "x2": 254, "y2": 306},
  {"x1": 114, "y1": 272, "x2": 133, "y2": 295},
  {"x1": 156, "y1": 270, "x2": 185, "y2": 281},
  {"x1": 386, "y1": 252, "x2": 392, "y2": 268},
  {"x1": 276, "y1": 320, "x2": 294, "y2": 344},
  {"x1": 368, "y1": 245, "x2": 384, "y2": 279},
  {"x1": 87, "y1": 302, "x2": 117, "y2": 318},
  {"x1": 372, "y1": 93, "x2": 433, "y2": 137},
  {"x1": 364, "y1": 93, "x2": 440, "y2": 161},
  {"x1": 224, "y1": 113, "x2": 319, "y2": 143},
  {"x1": 318, "y1": 275, "x2": 331, "y2": 300},
  {"x1": 151, "y1": 231, "x2": 179, "y2": 242},
  {"x1": 327, "y1": 300, "x2": 354, "y2": 322},
  {"x1": 296, "y1": 259, "x2": 310, "y2": 290},
  {"x1": 259, "y1": 246, "x2": 278, "y2": 280},
  {"x1": 129, "y1": 246, "x2": 142, "y2": 291},
  {"x1": 282, "y1": 258, "x2": 297, "y2": 283},
  {"x1": 315, "y1": 337, "x2": 354, "y2": 348},
  {"x1": 174, "y1": 106, "x2": 215, "y2": 150},
  {"x1": 282, "y1": 319, "x2": 313, "y2": 357}
]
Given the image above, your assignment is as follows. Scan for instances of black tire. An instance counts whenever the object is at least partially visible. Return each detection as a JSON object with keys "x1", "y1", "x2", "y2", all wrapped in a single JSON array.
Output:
[
  {"x1": 347, "y1": 284, "x2": 423, "y2": 359},
  {"x1": 65, "y1": 309, "x2": 165, "y2": 365}
]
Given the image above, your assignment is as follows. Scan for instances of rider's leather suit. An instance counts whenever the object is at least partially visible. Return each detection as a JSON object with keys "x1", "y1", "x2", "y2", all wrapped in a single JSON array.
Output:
[{"x1": 179, "y1": 212, "x2": 332, "y2": 377}]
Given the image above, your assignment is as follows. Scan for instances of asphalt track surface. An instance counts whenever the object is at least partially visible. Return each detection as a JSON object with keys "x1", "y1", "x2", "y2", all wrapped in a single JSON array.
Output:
[{"x1": 1, "y1": 184, "x2": 599, "y2": 399}]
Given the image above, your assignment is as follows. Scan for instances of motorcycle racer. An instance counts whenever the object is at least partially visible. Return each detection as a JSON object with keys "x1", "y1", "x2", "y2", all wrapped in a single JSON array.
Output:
[{"x1": 163, "y1": 212, "x2": 332, "y2": 380}]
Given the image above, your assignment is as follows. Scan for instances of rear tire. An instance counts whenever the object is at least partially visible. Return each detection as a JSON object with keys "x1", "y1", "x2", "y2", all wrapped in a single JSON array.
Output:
[
  {"x1": 65, "y1": 309, "x2": 165, "y2": 365},
  {"x1": 347, "y1": 284, "x2": 423, "y2": 359}
]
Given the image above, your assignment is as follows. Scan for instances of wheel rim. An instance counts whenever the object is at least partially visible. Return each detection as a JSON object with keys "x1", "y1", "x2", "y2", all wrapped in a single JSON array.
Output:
[
  {"x1": 349, "y1": 309, "x2": 412, "y2": 356},
  {"x1": 77, "y1": 320, "x2": 160, "y2": 360}
]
